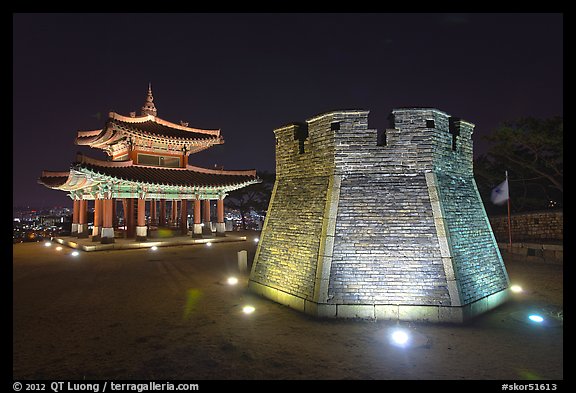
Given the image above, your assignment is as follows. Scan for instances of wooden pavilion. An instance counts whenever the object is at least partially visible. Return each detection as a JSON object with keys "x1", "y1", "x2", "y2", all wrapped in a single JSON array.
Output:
[{"x1": 39, "y1": 85, "x2": 259, "y2": 243}]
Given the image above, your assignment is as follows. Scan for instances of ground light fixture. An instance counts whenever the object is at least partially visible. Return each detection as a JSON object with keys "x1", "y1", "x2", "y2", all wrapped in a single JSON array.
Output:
[
  {"x1": 389, "y1": 328, "x2": 411, "y2": 348},
  {"x1": 510, "y1": 284, "x2": 523, "y2": 293},
  {"x1": 71, "y1": 251, "x2": 80, "y2": 257},
  {"x1": 379, "y1": 326, "x2": 429, "y2": 349},
  {"x1": 227, "y1": 277, "x2": 239, "y2": 286},
  {"x1": 55, "y1": 246, "x2": 63, "y2": 251},
  {"x1": 44, "y1": 241, "x2": 52, "y2": 247},
  {"x1": 150, "y1": 246, "x2": 158, "y2": 251},
  {"x1": 528, "y1": 314, "x2": 545, "y2": 323},
  {"x1": 206, "y1": 242, "x2": 212, "y2": 247},
  {"x1": 242, "y1": 305, "x2": 256, "y2": 314},
  {"x1": 509, "y1": 310, "x2": 561, "y2": 327},
  {"x1": 254, "y1": 237, "x2": 259, "y2": 243}
]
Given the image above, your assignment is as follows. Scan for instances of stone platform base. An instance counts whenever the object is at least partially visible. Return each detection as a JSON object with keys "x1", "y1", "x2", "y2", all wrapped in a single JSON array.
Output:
[
  {"x1": 248, "y1": 281, "x2": 510, "y2": 324},
  {"x1": 53, "y1": 234, "x2": 246, "y2": 252}
]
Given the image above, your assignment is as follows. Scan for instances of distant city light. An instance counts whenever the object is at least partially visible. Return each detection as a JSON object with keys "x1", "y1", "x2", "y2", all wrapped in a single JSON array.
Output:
[
  {"x1": 510, "y1": 285, "x2": 523, "y2": 293},
  {"x1": 227, "y1": 277, "x2": 239, "y2": 285},
  {"x1": 528, "y1": 314, "x2": 544, "y2": 323},
  {"x1": 242, "y1": 305, "x2": 256, "y2": 314}
]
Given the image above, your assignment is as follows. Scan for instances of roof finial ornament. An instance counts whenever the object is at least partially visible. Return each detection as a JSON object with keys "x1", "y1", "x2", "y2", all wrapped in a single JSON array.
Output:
[{"x1": 140, "y1": 82, "x2": 157, "y2": 117}]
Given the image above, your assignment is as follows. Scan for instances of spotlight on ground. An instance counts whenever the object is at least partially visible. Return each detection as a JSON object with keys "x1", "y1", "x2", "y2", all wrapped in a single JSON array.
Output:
[
  {"x1": 528, "y1": 314, "x2": 544, "y2": 323},
  {"x1": 389, "y1": 329, "x2": 411, "y2": 348},
  {"x1": 510, "y1": 310, "x2": 561, "y2": 327},
  {"x1": 55, "y1": 246, "x2": 63, "y2": 251},
  {"x1": 44, "y1": 241, "x2": 52, "y2": 247},
  {"x1": 227, "y1": 277, "x2": 239, "y2": 286},
  {"x1": 242, "y1": 305, "x2": 256, "y2": 314},
  {"x1": 510, "y1": 285, "x2": 523, "y2": 293}
]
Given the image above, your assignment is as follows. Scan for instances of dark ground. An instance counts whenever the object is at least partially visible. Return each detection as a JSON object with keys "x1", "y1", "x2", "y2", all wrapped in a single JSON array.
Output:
[{"x1": 13, "y1": 233, "x2": 563, "y2": 380}]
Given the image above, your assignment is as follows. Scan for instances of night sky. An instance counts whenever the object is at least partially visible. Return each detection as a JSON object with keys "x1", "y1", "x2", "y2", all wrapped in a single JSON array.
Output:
[{"x1": 13, "y1": 13, "x2": 563, "y2": 209}]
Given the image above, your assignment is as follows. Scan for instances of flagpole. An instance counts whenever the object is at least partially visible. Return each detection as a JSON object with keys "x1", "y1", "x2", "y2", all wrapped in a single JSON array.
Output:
[{"x1": 506, "y1": 170, "x2": 512, "y2": 253}]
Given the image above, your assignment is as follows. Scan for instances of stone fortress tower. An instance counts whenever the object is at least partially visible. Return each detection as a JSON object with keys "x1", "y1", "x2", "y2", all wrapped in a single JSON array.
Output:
[{"x1": 249, "y1": 108, "x2": 510, "y2": 323}]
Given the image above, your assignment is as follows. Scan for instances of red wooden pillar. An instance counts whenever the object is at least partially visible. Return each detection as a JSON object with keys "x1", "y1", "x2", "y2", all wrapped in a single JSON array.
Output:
[
  {"x1": 193, "y1": 199, "x2": 202, "y2": 237},
  {"x1": 71, "y1": 198, "x2": 79, "y2": 235},
  {"x1": 150, "y1": 199, "x2": 157, "y2": 226},
  {"x1": 216, "y1": 198, "x2": 225, "y2": 236},
  {"x1": 112, "y1": 199, "x2": 118, "y2": 229},
  {"x1": 121, "y1": 198, "x2": 128, "y2": 237},
  {"x1": 202, "y1": 199, "x2": 212, "y2": 235},
  {"x1": 159, "y1": 199, "x2": 166, "y2": 227},
  {"x1": 171, "y1": 200, "x2": 178, "y2": 226},
  {"x1": 92, "y1": 198, "x2": 102, "y2": 241},
  {"x1": 101, "y1": 197, "x2": 115, "y2": 244},
  {"x1": 180, "y1": 199, "x2": 188, "y2": 235},
  {"x1": 136, "y1": 197, "x2": 147, "y2": 241},
  {"x1": 78, "y1": 198, "x2": 89, "y2": 238}
]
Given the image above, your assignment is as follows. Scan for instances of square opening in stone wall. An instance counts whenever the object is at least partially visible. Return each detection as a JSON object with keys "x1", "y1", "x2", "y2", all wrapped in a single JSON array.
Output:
[
  {"x1": 331, "y1": 122, "x2": 340, "y2": 131},
  {"x1": 426, "y1": 119, "x2": 435, "y2": 128},
  {"x1": 377, "y1": 129, "x2": 387, "y2": 146},
  {"x1": 448, "y1": 117, "x2": 460, "y2": 151}
]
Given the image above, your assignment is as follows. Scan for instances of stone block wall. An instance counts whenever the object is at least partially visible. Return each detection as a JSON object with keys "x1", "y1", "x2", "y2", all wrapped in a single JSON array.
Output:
[
  {"x1": 489, "y1": 210, "x2": 563, "y2": 243},
  {"x1": 250, "y1": 175, "x2": 329, "y2": 300},
  {"x1": 435, "y1": 172, "x2": 509, "y2": 305},
  {"x1": 250, "y1": 108, "x2": 510, "y2": 323},
  {"x1": 329, "y1": 173, "x2": 451, "y2": 306}
]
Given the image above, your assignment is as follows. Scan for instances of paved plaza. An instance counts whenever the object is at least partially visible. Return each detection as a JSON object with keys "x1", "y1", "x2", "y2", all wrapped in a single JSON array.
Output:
[{"x1": 13, "y1": 234, "x2": 562, "y2": 380}]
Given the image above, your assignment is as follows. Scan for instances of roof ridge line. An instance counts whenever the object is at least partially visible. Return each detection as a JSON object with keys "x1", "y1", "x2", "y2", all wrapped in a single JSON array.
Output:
[
  {"x1": 185, "y1": 164, "x2": 257, "y2": 177},
  {"x1": 109, "y1": 112, "x2": 221, "y2": 136},
  {"x1": 75, "y1": 154, "x2": 134, "y2": 168}
]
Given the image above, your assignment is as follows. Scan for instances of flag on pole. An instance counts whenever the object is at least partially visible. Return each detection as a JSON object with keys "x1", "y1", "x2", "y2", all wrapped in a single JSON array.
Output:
[{"x1": 491, "y1": 177, "x2": 509, "y2": 205}]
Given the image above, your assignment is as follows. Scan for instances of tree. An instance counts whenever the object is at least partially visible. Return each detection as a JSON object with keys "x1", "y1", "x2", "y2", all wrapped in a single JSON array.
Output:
[
  {"x1": 225, "y1": 171, "x2": 275, "y2": 230},
  {"x1": 474, "y1": 116, "x2": 563, "y2": 213}
]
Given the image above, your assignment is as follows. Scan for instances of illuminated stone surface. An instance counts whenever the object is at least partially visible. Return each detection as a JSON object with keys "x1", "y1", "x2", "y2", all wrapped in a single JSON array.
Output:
[{"x1": 249, "y1": 108, "x2": 510, "y2": 323}]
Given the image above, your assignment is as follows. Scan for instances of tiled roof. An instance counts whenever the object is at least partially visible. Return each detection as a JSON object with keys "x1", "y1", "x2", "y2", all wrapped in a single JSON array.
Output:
[
  {"x1": 75, "y1": 159, "x2": 258, "y2": 188},
  {"x1": 109, "y1": 117, "x2": 220, "y2": 141},
  {"x1": 38, "y1": 174, "x2": 69, "y2": 188}
]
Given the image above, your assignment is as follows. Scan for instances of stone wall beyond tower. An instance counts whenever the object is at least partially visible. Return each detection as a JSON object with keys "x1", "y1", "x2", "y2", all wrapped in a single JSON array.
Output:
[{"x1": 249, "y1": 108, "x2": 510, "y2": 323}]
